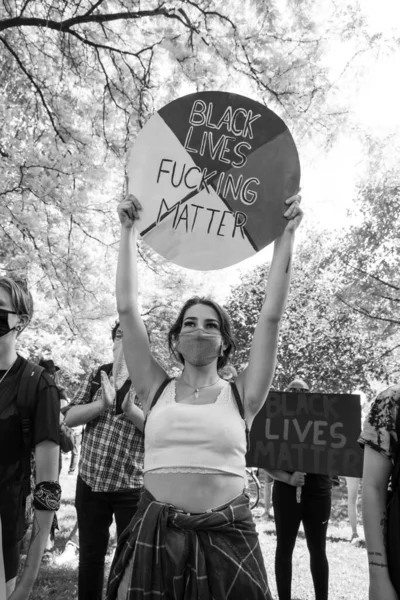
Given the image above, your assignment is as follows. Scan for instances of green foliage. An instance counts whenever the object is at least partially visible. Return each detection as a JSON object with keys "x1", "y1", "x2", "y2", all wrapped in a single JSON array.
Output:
[
  {"x1": 336, "y1": 178, "x2": 400, "y2": 326},
  {"x1": 334, "y1": 176, "x2": 400, "y2": 378},
  {"x1": 225, "y1": 231, "x2": 390, "y2": 395},
  {"x1": 0, "y1": 0, "x2": 393, "y2": 387}
]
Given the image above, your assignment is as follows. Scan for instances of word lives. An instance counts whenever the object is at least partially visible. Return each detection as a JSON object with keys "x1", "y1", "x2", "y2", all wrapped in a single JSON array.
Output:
[
  {"x1": 184, "y1": 100, "x2": 261, "y2": 168},
  {"x1": 247, "y1": 392, "x2": 363, "y2": 477},
  {"x1": 183, "y1": 100, "x2": 261, "y2": 206}
]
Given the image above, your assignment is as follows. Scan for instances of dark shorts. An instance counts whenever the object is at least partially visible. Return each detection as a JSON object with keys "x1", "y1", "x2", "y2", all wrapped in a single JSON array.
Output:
[
  {"x1": 0, "y1": 481, "x2": 27, "y2": 581},
  {"x1": 2, "y1": 539, "x2": 22, "y2": 581}
]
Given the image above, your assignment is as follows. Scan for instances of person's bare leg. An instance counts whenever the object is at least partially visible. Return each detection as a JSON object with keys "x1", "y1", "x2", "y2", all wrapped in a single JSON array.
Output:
[
  {"x1": 345, "y1": 477, "x2": 360, "y2": 542},
  {"x1": 263, "y1": 474, "x2": 274, "y2": 518}
]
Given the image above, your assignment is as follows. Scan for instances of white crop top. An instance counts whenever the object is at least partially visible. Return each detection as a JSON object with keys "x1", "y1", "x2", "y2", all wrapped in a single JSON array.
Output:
[{"x1": 144, "y1": 380, "x2": 247, "y2": 478}]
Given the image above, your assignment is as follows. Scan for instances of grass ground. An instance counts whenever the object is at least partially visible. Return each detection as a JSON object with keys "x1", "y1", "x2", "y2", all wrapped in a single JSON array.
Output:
[{"x1": 25, "y1": 456, "x2": 368, "y2": 599}]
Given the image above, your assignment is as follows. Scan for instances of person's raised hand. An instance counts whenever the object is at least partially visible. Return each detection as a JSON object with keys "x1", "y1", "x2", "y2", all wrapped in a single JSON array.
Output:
[
  {"x1": 283, "y1": 193, "x2": 303, "y2": 234},
  {"x1": 117, "y1": 194, "x2": 142, "y2": 229},
  {"x1": 100, "y1": 371, "x2": 115, "y2": 410},
  {"x1": 121, "y1": 391, "x2": 142, "y2": 421},
  {"x1": 289, "y1": 471, "x2": 306, "y2": 487}
]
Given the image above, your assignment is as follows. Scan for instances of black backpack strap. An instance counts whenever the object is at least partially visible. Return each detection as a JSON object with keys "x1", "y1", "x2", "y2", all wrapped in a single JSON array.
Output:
[
  {"x1": 143, "y1": 378, "x2": 173, "y2": 429},
  {"x1": 90, "y1": 362, "x2": 113, "y2": 399},
  {"x1": 16, "y1": 361, "x2": 44, "y2": 494},
  {"x1": 149, "y1": 378, "x2": 174, "y2": 411},
  {"x1": 230, "y1": 381, "x2": 250, "y2": 453}
]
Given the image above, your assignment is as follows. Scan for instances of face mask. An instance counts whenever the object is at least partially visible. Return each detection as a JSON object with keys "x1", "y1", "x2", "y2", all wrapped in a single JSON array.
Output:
[
  {"x1": 112, "y1": 339, "x2": 129, "y2": 390},
  {"x1": 0, "y1": 308, "x2": 18, "y2": 338},
  {"x1": 178, "y1": 329, "x2": 223, "y2": 367}
]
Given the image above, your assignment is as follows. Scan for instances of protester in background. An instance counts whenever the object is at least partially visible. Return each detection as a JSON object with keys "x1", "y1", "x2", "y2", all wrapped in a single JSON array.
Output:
[
  {"x1": 0, "y1": 276, "x2": 60, "y2": 599},
  {"x1": 266, "y1": 377, "x2": 332, "y2": 600},
  {"x1": 359, "y1": 384, "x2": 400, "y2": 600},
  {"x1": 64, "y1": 322, "x2": 144, "y2": 600},
  {"x1": 38, "y1": 359, "x2": 67, "y2": 404},
  {"x1": 106, "y1": 191, "x2": 302, "y2": 600}
]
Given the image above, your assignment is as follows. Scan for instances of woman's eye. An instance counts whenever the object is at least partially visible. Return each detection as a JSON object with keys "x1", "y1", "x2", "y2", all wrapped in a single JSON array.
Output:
[{"x1": 207, "y1": 323, "x2": 218, "y2": 329}]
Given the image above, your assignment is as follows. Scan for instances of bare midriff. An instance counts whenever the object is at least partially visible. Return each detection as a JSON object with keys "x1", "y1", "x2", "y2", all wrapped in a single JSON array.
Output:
[{"x1": 144, "y1": 471, "x2": 245, "y2": 513}]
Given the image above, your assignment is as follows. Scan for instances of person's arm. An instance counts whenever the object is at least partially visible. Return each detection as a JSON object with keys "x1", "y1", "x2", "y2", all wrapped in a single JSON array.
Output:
[
  {"x1": 362, "y1": 445, "x2": 399, "y2": 600},
  {"x1": 0, "y1": 516, "x2": 5, "y2": 600},
  {"x1": 64, "y1": 371, "x2": 113, "y2": 427},
  {"x1": 236, "y1": 194, "x2": 303, "y2": 422},
  {"x1": 266, "y1": 469, "x2": 306, "y2": 487},
  {"x1": 9, "y1": 441, "x2": 59, "y2": 600},
  {"x1": 121, "y1": 390, "x2": 145, "y2": 432},
  {"x1": 116, "y1": 196, "x2": 167, "y2": 409}
]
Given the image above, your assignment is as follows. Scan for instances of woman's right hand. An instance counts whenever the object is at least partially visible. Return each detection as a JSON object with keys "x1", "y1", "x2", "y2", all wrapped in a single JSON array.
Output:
[
  {"x1": 289, "y1": 471, "x2": 306, "y2": 487},
  {"x1": 118, "y1": 194, "x2": 142, "y2": 228}
]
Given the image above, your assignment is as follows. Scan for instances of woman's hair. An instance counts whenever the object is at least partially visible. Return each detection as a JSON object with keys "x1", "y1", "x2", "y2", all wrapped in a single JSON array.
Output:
[
  {"x1": 0, "y1": 276, "x2": 33, "y2": 321},
  {"x1": 111, "y1": 321, "x2": 120, "y2": 342},
  {"x1": 168, "y1": 297, "x2": 236, "y2": 370}
]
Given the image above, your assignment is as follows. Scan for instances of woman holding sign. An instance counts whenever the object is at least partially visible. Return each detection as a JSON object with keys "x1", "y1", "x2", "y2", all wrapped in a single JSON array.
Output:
[
  {"x1": 266, "y1": 378, "x2": 332, "y2": 600},
  {"x1": 107, "y1": 192, "x2": 302, "y2": 600}
]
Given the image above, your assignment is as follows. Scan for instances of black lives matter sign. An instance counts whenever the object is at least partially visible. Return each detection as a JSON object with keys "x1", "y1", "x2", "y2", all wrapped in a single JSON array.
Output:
[
  {"x1": 127, "y1": 91, "x2": 300, "y2": 270},
  {"x1": 246, "y1": 391, "x2": 363, "y2": 477}
]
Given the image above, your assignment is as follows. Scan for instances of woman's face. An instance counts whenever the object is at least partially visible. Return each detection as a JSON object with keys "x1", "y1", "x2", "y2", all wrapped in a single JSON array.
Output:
[{"x1": 180, "y1": 303, "x2": 221, "y2": 334}]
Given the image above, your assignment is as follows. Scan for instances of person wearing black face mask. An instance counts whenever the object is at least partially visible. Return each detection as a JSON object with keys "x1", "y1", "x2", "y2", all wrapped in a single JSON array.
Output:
[
  {"x1": 0, "y1": 276, "x2": 60, "y2": 600},
  {"x1": 105, "y1": 191, "x2": 303, "y2": 600}
]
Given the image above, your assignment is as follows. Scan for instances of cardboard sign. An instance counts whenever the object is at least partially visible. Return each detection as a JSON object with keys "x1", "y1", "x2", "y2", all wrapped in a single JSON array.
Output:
[
  {"x1": 246, "y1": 391, "x2": 363, "y2": 477},
  {"x1": 127, "y1": 91, "x2": 300, "y2": 270}
]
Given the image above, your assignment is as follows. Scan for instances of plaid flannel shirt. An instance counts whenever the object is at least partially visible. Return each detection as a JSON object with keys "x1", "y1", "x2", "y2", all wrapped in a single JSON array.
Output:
[
  {"x1": 107, "y1": 488, "x2": 272, "y2": 600},
  {"x1": 71, "y1": 368, "x2": 144, "y2": 492}
]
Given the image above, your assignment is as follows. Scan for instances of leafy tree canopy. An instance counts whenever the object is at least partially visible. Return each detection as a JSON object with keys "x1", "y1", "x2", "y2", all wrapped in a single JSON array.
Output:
[
  {"x1": 224, "y1": 230, "x2": 392, "y2": 396},
  {"x1": 0, "y1": 0, "x2": 394, "y2": 386}
]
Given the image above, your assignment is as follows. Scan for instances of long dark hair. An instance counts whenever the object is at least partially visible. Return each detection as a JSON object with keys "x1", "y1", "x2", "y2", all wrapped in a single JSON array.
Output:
[{"x1": 168, "y1": 297, "x2": 236, "y2": 370}]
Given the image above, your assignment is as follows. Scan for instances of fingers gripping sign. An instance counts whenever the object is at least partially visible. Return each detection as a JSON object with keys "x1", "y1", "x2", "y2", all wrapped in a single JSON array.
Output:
[
  {"x1": 289, "y1": 471, "x2": 306, "y2": 503},
  {"x1": 118, "y1": 195, "x2": 142, "y2": 229},
  {"x1": 283, "y1": 193, "x2": 303, "y2": 234}
]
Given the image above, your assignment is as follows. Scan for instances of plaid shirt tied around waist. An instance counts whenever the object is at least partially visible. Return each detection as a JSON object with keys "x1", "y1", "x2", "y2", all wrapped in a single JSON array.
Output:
[
  {"x1": 71, "y1": 368, "x2": 144, "y2": 492},
  {"x1": 106, "y1": 488, "x2": 272, "y2": 600}
]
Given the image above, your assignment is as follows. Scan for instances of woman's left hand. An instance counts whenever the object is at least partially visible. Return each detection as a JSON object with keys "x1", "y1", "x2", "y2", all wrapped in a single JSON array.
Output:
[{"x1": 283, "y1": 193, "x2": 303, "y2": 233}]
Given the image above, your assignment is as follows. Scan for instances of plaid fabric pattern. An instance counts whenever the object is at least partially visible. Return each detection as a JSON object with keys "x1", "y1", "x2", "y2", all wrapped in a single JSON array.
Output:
[
  {"x1": 71, "y1": 369, "x2": 144, "y2": 492},
  {"x1": 106, "y1": 488, "x2": 272, "y2": 600}
]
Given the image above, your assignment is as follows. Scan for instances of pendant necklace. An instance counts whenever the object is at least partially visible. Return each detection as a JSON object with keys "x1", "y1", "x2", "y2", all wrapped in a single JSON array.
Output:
[
  {"x1": 0, "y1": 361, "x2": 15, "y2": 385},
  {"x1": 181, "y1": 375, "x2": 221, "y2": 399}
]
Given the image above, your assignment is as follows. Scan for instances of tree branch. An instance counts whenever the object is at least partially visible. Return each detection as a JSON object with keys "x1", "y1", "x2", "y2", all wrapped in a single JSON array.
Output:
[
  {"x1": 341, "y1": 258, "x2": 400, "y2": 292},
  {"x1": 0, "y1": 8, "x2": 193, "y2": 33},
  {"x1": 336, "y1": 293, "x2": 400, "y2": 326},
  {"x1": 0, "y1": 36, "x2": 66, "y2": 142}
]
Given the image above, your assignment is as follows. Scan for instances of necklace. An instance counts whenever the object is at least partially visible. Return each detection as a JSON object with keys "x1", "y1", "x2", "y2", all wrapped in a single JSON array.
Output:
[
  {"x1": 0, "y1": 360, "x2": 15, "y2": 385},
  {"x1": 180, "y1": 375, "x2": 221, "y2": 399}
]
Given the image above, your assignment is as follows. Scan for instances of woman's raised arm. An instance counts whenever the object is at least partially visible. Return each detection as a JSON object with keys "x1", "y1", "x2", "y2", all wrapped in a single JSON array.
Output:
[
  {"x1": 116, "y1": 196, "x2": 167, "y2": 408},
  {"x1": 236, "y1": 194, "x2": 302, "y2": 421}
]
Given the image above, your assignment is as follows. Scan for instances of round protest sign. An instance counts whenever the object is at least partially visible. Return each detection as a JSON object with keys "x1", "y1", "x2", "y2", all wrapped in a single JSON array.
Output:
[{"x1": 127, "y1": 91, "x2": 300, "y2": 270}]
